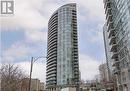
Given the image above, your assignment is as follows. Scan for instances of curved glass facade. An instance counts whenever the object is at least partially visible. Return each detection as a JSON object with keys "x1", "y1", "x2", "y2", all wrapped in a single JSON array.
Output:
[
  {"x1": 103, "y1": 0, "x2": 130, "y2": 90},
  {"x1": 47, "y1": 3, "x2": 79, "y2": 91},
  {"x1": 47, "y1": 11, "x2": 58, "y2": 88}
]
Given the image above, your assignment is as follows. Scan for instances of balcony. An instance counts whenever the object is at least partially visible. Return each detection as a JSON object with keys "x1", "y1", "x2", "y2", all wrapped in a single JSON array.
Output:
[
  {"x1": 47, "y1": 70, "x2": 56, "y2": 76},
  {"x1": 113, "y1": 64, "x2": 120, "y2": 74},
  {"x1": 107, "y1": 22, "x2": 114, "y2": 32},
  {"x1": 74, "y1": 72, "x2": 79, "y2": 75},
  {"x1": 106, "y1": 7, "x2": 112, "y2": 19},
  {"x1": 110, "y1": 43, "x2": 117, "y2": 52},
  {"x1": 74, "y1": 65, "x2": 78, "y2": 68},
  {"x1": 47, "y1": 63, "x2": 56, "y2": 69},
  {"x1": 111, "y1": 51, "x2": 118, "y2": 59},
  {"x1": 104, "y1": 0, "x2": 111, "y2": 10},
  {"x1": 105, "y1": 5, "x2": 111, "y2": 14},
  {"x1": 112, "y1": 60, "x2": 119, "y2": 66},
  {"x1": 106, "y1": 15, "x2": 113, "y2": 25},
  {"x1": 107, "y1": 19, "x2": 113, "y2": 28},
  {"x1": 47, "y1": 60, "x2": 57, "y2": 66},
  {"x1": 73, "y1": 61, "x2": 78, "y2": 65},
  {"x1": 109, "y1": 35, "x2": 116, "y2": 45},
  {"x1": 47, "y1": 80, "x2": 56, "y2": 84},
  {"x1": 47, "y1": 67, "x2": 56, "y2": 72},
  {"x1": 113, "y1": 68, "x2": 120, "y2": 74},
  {"x1": 108, "y1": 28, "x2": 115, "y2": 38},
  {"x1": 47, "y1": 73, "x2": 56, "y2": 77}
]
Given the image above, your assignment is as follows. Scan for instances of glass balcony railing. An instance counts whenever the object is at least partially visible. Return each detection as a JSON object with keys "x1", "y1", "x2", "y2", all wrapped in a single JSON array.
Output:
[
  {"x1": 108, "y1": 28, "x2": 115, "y2": 38},
  {"x1": 109, "y1": 35, "x2": 116, "y2": 45},
  {"x1": 113, "y1": 68, "x2": 120, "y2": 74},
  {"x1": 111, "y1": 52, "x2": 118, "y2": 59},
  {"x1": 110, "y1": 43, "x2": 117, "y2": 52}
]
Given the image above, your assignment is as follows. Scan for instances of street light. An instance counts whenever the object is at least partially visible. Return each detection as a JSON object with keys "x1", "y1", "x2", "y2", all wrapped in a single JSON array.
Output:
[{"x1": 28, "y1": 56, "x2": 46, "y2": 91}]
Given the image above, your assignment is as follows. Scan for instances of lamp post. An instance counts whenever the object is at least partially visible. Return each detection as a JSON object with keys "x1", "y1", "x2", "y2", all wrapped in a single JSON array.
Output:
[{"x1": 28, "y1": 56, "x2": 46, "y2": 91}]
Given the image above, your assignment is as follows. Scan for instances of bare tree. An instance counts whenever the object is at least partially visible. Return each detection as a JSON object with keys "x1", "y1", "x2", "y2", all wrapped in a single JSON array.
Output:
[{"x1": 0, "y1": 64, "x2": 27, "y2": 91}]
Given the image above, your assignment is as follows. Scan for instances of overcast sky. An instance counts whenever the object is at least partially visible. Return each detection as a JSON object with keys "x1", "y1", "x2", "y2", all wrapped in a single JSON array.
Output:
[{"x1": 1, "y1": 0, "x2": 106, "y2": 82}]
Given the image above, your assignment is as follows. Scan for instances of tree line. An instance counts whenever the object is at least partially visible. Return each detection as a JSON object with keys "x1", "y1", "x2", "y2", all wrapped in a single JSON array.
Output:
[{"x1": 0, "y1": 64, "x2": 28, "y2": 91}]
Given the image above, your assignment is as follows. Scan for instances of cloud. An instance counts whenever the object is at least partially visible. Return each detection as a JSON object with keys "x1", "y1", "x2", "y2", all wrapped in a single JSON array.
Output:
[
  {"x1": 1, "y1": 0, "x2": 105, "y2": 44},
  {"x1": 0, "y1": 0, "x2": 61, "y2": 31},
  {"x1": 1, "y1": 0, "x2": 48, "y2": 30},
  {"x1": 86, "y1": 24, "x2": 104, "y2": 44},
  {"x1": 25, "y1": 30, "x2": 47, "y2": 43},
  {"x1": 2, "y1": 42, "x2": 34, "y2": 62},
  {"x1": 1, "y1": 0, "x2": 105, "y2": 31},
  {"x1": 79, "y1": 54, "x2": 101, "y2": 80},
  {"x1": 1, "y1": 0, "x2": 59, "y2": 43}
]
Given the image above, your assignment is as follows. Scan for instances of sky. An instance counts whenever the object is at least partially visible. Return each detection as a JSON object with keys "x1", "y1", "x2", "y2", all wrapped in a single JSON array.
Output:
[{"x1": 1, "y1": 0, "x2": 106, "y2": 82}]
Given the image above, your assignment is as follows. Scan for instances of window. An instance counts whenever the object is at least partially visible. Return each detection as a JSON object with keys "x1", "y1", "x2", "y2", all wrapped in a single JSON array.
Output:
[
  {"x1": 63, "y1": 75, "x2": 65, "y2": 78},
  {"x1": 122, "y1": 72, "x2": 126, "y2": 82},
  {"x1": 128, "y1": 69, "x2": 130, "y2": 80}
]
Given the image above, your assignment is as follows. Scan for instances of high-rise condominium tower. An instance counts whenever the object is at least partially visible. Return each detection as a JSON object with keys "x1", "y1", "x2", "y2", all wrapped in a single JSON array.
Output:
[
  {"x1": 103, "y1": 0, "x2": 130, "y2": 91},
  {"x1": 46, "y1": 3, "x2": 79, "y2": 91}
]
